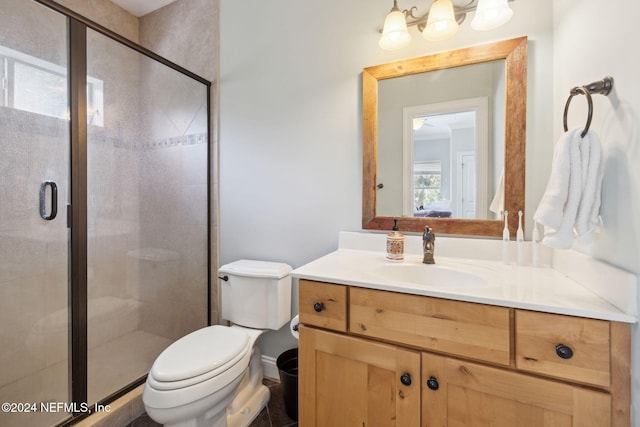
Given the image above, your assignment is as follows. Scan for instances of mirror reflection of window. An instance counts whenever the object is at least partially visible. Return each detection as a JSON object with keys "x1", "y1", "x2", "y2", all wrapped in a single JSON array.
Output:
[{"x1": 413, "y1": 161, "x2": 445, "y2": 217}]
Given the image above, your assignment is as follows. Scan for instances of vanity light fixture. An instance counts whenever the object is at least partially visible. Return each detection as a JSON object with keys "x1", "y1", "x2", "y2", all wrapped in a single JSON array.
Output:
[
  {"x1": 379, "y1": 0, "x2": 413, "y2": 50},
  {"x1": 378, "y1": 0, "x2": 515, "y2": 50},
  {"x1": 471, "y1": 0, "x2": 514, "y2": 30},
  {"x1": 423, "y1": 0, "x2": 459, "y2": 41}
]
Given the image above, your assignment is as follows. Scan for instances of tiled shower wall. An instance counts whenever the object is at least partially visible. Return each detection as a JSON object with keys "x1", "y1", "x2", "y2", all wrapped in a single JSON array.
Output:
[
  {"x1": 135, "y1": 55, "x2": 209, "y2": 339},
  {"x1": 0, "y1": 2, "x2": 217, "y2": 424},
  {"x1": 139, "y1": 0, "x2": 219, "y2": 325},
  {"x1": 56, "y1": 0, "x2": 220, "y2": 324}
]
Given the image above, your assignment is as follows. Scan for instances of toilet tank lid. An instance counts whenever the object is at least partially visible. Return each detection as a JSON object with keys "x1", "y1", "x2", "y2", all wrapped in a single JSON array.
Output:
[{"x1": 219, "y1": 259, "x2": 292, "y2": 279}]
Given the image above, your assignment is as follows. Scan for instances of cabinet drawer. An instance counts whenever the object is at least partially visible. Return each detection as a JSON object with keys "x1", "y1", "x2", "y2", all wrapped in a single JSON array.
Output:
[
  {"x1": 299, "y1": 280, "x2": 347, "y2": 332},
  {"x1": 349, "y1": 287, "x2": 511, "y2": 365},
  {"x1": 515, "y1": 310, "x2": 611, "y2": 388}
]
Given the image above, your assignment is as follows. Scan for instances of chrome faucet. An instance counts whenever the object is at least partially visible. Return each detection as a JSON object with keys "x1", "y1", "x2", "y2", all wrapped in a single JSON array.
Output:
[{"x1": 422, "y1": 226, "x2": 435, "y2": 264}]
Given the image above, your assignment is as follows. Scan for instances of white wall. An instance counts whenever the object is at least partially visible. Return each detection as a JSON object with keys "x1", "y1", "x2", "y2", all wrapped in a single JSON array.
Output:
[
  {"x1": 553, "y1": 0, "x2": 640, "y2": 422},
  {"x1": 220, "y1": 0, "x2": 553, "y2": 357}
]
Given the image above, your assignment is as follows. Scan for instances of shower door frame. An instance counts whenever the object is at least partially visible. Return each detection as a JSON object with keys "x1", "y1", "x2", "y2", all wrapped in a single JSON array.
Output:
[{"x1": 35, "y1": 1, "x2": 212, "y2": 422}]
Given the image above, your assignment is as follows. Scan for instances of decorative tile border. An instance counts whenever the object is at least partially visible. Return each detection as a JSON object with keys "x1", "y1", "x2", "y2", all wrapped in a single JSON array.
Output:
[
  {"x1": 143, "y1": 132, "x2": 208, "y2": 149},
  {"x1": 95, "y1": 132, "x2": 208, "y2": 150}
]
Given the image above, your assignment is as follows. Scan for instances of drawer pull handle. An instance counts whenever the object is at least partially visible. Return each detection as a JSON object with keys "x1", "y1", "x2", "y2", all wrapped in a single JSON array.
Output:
[
  {"x1": 400, "y1": 372, "x2": 412, "y2": 386},
  {"x1": 555, "y1": 344, "x2": 574, "y2": 359},
  {"x1": 426, "y1": 376, "x2": 439, "y2": 391},
  {"x1": 313, "y1": 302, "x2": 325, "y2": 312}
]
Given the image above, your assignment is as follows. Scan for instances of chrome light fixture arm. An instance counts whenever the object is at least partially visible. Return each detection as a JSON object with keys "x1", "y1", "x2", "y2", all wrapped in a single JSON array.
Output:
[
  {"x1": 405, "y1": 0, "x2": 475, "y2": 31},
  {"x1": 380, "y1": 0, "x2": 515, "y2": 34}
]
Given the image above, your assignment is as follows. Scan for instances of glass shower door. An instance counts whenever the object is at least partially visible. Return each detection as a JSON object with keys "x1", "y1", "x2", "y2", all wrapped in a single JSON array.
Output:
[
  {"x1": 85, "y1": 28, "x2": 209, "y2": 404},
  {"x1": 0, "y1": 1, "x2": 71, "y2": 426}
]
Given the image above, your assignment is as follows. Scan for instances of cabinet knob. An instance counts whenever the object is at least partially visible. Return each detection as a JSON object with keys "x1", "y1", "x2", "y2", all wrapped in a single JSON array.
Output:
[
  {"x1": 426, "y1": 376, "x2": 439, "y2": 391},
  {"x1": 400, "y1": 372, "x2": 412, "y2": 386},
  {"x1": 555, "y1": 344, "x2": 574, "y2": 359},
  {"x1": 313, "y1": 302, "x2": 324, "y2": 312}
]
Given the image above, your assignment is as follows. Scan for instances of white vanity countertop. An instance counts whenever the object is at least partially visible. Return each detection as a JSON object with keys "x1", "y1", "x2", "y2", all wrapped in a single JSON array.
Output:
[{"x1": 290, "y1": 232, "x2": 637, "y2": 323}]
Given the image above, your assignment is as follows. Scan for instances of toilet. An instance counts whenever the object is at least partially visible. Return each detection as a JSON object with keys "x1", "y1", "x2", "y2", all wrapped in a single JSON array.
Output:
[{"x1": 143, "y1": 260, "x2": 292, "y2": 427}]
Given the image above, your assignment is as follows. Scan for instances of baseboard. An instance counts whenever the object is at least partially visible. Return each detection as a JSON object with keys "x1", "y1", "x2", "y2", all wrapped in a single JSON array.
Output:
[{"x1": 262, "y1": 355, "x2": 280, "y2": 382}]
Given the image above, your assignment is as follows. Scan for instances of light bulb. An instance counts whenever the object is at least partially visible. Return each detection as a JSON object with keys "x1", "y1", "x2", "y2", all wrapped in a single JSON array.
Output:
[
  {"x1": 379, "y1": 3, "x2": 412, "y2": 50},
  {"x1": 422, "y1": 0, "x2": 459, "y2": 41},
  {"x1": 471, "y1": 0, "x2": 514, "y2": 31}
]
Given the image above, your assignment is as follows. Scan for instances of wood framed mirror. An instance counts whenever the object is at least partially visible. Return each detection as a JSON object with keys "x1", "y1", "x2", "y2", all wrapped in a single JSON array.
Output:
[{"x1": 362, "y1": 36, "x2": 527, "y2": 237}]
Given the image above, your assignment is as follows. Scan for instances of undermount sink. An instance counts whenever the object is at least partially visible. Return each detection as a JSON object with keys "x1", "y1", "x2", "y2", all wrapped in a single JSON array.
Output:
[{"x1": 370, "y1": 260, "x2": 488, "y2": 288}]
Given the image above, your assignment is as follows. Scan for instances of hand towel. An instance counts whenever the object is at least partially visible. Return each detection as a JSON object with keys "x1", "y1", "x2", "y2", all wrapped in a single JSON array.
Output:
[
  {"x1": 575, "y1": 130, "x2": 603, "y2": 241},
  {"x1": 533, "y1": 128, "x2": 579, "y2": 229},
  {"x1": 533, "y1": 128, "x2": 583, "y2": 249}
]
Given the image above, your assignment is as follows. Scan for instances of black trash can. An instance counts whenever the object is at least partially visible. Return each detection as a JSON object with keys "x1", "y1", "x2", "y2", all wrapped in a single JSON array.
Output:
[{"x1": 276, "y1": 348, "x2": 298, "y2": 421}]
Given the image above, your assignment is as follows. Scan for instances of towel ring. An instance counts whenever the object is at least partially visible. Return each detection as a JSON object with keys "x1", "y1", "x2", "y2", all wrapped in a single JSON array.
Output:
[
  {"x1": 563, "y1": 86, "x2": 593, "y2": 138},
  {"x1": 562, "y1": 76, "x2": 614, "y2": 138}
]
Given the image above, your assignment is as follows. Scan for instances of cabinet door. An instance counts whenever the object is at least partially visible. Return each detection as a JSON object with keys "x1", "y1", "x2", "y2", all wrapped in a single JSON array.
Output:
[
  {"x1": 299, "y1": 326, "x2": 421, "y2": 427},
  {"x1": 422, "y1": 353, "x2": 611, "y2": 427}
]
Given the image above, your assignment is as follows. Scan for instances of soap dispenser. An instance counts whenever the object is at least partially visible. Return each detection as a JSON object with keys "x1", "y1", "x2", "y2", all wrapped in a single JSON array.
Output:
[{"x1": 386, "y1": 219, "x2": 405, "y2": 262}]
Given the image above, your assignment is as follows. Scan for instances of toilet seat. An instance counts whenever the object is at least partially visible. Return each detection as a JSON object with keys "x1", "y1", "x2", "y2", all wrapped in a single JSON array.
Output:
[
  {"x1": 148, "y1": 325, "x2": 251, "y2": 391},
  {"x1": 144, "y1": 347, "x2": 252, "y2": 410}
]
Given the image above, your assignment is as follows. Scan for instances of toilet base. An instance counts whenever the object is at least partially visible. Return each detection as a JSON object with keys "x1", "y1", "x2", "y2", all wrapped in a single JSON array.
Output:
[
  {"x1": 226, "y1": 382, "x2": 269, "y2": 427},
  {"x1": 225, "y1": 347, "x2": 270, "y2": 427},
  {"x1": 201, "y1": 380, "x2": 269, "y2": 427},
  {"x1": 148, "y1": 346, "x2": 269, "y2": 427},
  {"x1": 147, "y1": 373, "x2": 243, "y2": 427}
]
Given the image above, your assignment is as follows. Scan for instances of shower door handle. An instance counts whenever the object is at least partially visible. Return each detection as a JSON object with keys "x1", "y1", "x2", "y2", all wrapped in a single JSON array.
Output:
[{"x1": 39, "y1": 181, "x2": 58, "y2": 220}]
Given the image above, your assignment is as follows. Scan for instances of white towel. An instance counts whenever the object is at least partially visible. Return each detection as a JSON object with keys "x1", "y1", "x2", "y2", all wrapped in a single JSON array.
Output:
[
  {"x1": 539, "y1": 128, "x2": 583, "y2": 248},
  {"x1": 489, "y1": 169, "x2": 504, "y2": 215},
  {"x1": 534, "y1": 127, "x2": 602, "y2": 249},
  {"x1": 575, "y1": 130, "x2": 603, "y2": 241}
]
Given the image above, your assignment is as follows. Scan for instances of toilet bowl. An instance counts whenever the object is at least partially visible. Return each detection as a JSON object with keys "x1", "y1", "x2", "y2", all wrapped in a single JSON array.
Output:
[
  {"x1": 143, "y1": 260, "x2": 292, "y2": 427},
  {"x1": 143, "y1": 325, "x2": 267, "y2": 427}
]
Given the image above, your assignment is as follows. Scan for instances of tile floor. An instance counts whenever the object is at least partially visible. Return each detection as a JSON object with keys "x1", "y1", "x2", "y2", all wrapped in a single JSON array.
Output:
[{"x1": 126, "y1": 379, "x2": 297, "y2": 427}]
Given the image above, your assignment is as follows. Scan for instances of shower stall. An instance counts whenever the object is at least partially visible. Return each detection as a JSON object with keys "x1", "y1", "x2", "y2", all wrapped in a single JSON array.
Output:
[{"x1": 0, "y1": 1, "x2": 211, "y2": 426}]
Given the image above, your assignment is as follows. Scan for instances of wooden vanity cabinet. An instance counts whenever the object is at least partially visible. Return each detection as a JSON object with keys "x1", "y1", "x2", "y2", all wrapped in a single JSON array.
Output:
[{"x1": 298, "y1": 279, "x2": 630, "y2": 427}]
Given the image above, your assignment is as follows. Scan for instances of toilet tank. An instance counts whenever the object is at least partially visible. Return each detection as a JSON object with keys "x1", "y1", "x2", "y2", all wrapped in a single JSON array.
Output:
[{"x1": 219, "y1": 260, "x2": 292, "y2": 330}]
